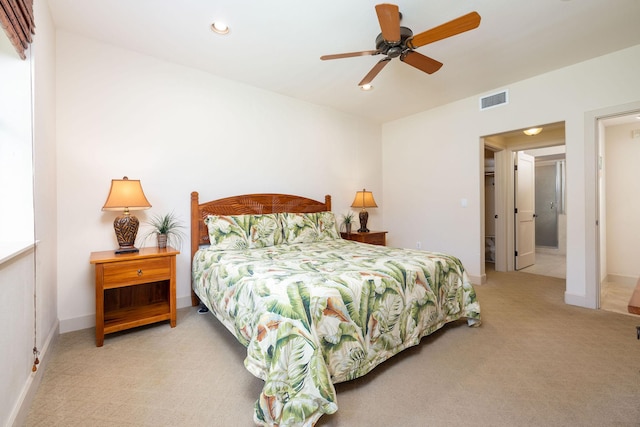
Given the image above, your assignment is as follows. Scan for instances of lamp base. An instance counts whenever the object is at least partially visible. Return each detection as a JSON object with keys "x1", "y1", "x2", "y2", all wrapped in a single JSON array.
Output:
[
  {"x1": 115, "y1": 246, "x2": 139, "y2": 254},
  {"x1": 357, "y1": 210, "x2": 370, "y2": 233},
  {"x1": 113, "y1": 213, "x2": 140, "y2": 254}
]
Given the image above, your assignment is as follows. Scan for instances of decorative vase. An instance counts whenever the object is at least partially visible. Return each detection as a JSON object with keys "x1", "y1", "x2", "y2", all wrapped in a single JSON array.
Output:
[
  {"x1": 157, "y1": 233, "x2": 168, "y2": 249},
  {"x1": 345, "y1": 223, "x2": 352, "y2": 234}
]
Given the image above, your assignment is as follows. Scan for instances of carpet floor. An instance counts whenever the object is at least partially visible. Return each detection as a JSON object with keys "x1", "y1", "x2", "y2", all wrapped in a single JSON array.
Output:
[{"x1": 24, "y1": 268, "x2": 640, "y2": 426}]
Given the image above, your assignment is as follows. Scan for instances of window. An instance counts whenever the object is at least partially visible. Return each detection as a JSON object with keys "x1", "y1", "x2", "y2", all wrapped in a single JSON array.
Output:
[{"x1": 0, "y1": 32, "x2": 34, "y2": 259}]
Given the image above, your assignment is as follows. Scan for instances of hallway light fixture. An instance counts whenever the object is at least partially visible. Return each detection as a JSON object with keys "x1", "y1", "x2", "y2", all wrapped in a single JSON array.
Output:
[{"x1": 523, "y1": 127, "x2": 543, "y2": 136}]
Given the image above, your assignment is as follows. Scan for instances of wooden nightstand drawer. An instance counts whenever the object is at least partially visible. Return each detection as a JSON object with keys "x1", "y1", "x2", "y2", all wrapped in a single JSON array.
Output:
[
  {"x1": 102, "y1": 257, "x2": 170, "y2": 288},
  {"x1": 341, "y1": 231, "x2": 387, "y2": 246},
  {"x1": 362, "y1": 233, "x2": 385, "y2": 246}
]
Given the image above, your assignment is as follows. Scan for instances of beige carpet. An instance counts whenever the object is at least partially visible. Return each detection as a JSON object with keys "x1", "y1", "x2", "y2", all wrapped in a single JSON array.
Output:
[{"x1": 24, "y1": 269, "x2": 640, "y2": 426}]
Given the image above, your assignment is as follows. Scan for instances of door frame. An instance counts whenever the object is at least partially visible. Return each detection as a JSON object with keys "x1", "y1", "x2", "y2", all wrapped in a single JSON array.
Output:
[
  {"x1": 481, "y1": 144, "x2": 517, "y2": 274},
  {"x1": 480, "y1": 142, "x2": 510, "y2": 281},
  {"x1": 585, "y1": 101, "x2": 640, "y2": 309},
  {"x1": 481, "y1": 126, "x2": 566, "y2": 277}
]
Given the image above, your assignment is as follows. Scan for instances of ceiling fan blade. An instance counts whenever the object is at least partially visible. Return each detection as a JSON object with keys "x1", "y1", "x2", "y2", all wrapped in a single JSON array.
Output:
[
  {"x1": 408, "y1": 11, "x2": 481, "y2": 49},
  {"x1": 358, "y1": 57, "x2": 391, "y2": 86},
  {"x1": 320, "y1": 50, "x2": 380, "y2": 60},
  {"x1": 401, "y1": 51, "x2": 443, "y2": 74},
  {"x1": 375, "y1": 3, "x2": 401, "y2": 43}
]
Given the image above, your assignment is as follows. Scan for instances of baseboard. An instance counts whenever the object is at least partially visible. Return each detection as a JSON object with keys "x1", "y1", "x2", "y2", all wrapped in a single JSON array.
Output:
[
  {"x1": 10, "y1": 318, "x2": 59, "y2": 427},
  {"x1": 536, "y1": 246, "x2": 565, "y2": 255},
  {"x1": 59, "y1": 295, "x2": 196, "y2": 334},
  {"x1": 177, "y1": 294, "x2": 194, "y2": 309},
  {"x1": 604, "y1": 274, "x2": 638, "y2": 288},
  {"x1": 564, "y1": 291, "x2": 597, "y2": 309},
  {"x1": 59, "y1": 313, "x2": 94, "y2": 333},
  {"x1": 468, "y1": 273, "x2": 484, "y2": 285}
]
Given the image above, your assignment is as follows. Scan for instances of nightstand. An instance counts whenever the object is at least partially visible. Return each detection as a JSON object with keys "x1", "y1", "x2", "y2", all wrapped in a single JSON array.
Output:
[
  {"x1": 90, "y1": 246, "x2": 179, "y2": 347},
  {"x1": 340, "y1": 231, "x2": 387, "y2": 246}
]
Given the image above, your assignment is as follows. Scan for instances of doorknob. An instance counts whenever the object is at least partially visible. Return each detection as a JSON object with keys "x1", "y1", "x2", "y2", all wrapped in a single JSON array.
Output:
[{"x1": 550, "y1": 201, "x2": 554, "y2": 209}]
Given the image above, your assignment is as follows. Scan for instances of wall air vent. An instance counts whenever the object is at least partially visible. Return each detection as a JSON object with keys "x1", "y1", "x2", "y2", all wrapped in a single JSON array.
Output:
[{"x1": 480, "y1": 90, "x2": 509, "y2": 111}]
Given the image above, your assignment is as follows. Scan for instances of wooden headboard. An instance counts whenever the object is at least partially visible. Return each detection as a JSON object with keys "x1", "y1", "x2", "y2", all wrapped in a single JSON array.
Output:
[{"x1": 190, "y1": 192, "x2": 332, "y2": 305}]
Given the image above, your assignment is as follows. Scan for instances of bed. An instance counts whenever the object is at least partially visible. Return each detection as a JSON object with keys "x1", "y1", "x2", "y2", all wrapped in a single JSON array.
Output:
[{"x1": 190, "y1": 192, "x2": 481, "y2": 426}]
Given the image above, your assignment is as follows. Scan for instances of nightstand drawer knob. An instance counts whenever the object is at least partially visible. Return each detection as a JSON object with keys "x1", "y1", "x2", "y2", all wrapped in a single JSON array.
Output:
[{"x1": 137, "y1": 269, "x2": 143, "y2": 276}]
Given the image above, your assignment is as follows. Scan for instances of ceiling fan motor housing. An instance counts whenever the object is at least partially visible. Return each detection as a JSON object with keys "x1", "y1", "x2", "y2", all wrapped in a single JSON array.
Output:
[{"x1": 375, "y1": 26, "x2": 413, "y2": 57}]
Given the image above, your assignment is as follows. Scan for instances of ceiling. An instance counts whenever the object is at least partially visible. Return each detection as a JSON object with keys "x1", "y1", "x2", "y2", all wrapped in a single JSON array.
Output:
[
  {"x1": 601, "y1": 113, "x2": 640, "y2": 127},
  {"x1": 46, "y1": 0, "x2": 640, "y2": 123}
]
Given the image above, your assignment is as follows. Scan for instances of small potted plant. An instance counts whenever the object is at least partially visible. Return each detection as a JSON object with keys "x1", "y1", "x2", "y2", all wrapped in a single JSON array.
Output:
[
  {"x1": 341, "y1": 212, "x2": 354, "y2": 234},
  {"x1": 143, "y1": 211, "x2": 186, "y2": 249}
]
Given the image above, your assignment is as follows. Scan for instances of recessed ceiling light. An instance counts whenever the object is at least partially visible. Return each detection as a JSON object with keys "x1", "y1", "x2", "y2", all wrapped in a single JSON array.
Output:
[
  {"x1": 211, "y1": 21, "x2": 230, "y2": 35},
  {"x1": 360, "y1": 84, "x2": 373, "y2": 91},
  {"x1": 523, "y1": 127, "x2": 543, "y2": 136}
]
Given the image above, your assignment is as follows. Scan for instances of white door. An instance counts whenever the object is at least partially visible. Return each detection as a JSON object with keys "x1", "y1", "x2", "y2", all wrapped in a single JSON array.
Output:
[
  {"x1": 494, "y1": 149, "x2": 508, "y2": 272},
  {"x1": 515, "y1": 151, "x2": 536, "y2": 269}
]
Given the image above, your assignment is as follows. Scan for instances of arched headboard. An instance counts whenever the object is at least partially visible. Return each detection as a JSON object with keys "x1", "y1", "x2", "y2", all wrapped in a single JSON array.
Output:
[{"x1": 190, "y1": 192, "x2": 332, "y2": 304}]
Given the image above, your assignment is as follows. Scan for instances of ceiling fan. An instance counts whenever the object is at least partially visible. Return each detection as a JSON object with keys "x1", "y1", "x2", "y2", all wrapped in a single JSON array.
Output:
[{"x1": 320, "y1": 4, "x2": 481, "y2": 86}]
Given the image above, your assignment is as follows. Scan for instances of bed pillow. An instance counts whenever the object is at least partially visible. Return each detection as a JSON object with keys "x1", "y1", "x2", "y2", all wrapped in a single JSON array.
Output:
[
  {"x1": 280, "y1": 212, "x2": 340, "y2": 244},
  {"x1": 280, "y1": 212, "x2": 318, "y2": 244},
  {"x1": 205, "y1": 214, "x2": 283, "y2": 249},
  {"x1": 316, "y1": 211, "x2": 341, "y2": 240}
]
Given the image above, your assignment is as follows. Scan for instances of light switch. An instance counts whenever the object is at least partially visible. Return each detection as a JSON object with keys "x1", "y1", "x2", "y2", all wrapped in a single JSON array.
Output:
[{"x1": 461, "y1": 198, "x2": 468, "y2": 208}]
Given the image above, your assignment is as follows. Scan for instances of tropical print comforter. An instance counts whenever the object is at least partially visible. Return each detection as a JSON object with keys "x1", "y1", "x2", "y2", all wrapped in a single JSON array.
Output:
[{"x1": 192, "y1": 239, "x2": 481, "y2": 426}]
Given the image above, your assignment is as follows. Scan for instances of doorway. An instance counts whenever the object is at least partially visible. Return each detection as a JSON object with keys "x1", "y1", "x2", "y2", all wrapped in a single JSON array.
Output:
[
  {"x1": 519, "y1": 147, "x2": 566, "y2": 278},
  {"x1": 598, "y1": 111, "x2": 640, "y2": 315},
  {"x1": 482, "y1": 122, "x2": 566, "y2": 280}
]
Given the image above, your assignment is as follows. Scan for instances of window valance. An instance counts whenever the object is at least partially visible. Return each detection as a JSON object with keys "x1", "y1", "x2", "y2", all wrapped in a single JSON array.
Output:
[{"x1": 0, "y1": 0, "x2": 35, "y2": 60}]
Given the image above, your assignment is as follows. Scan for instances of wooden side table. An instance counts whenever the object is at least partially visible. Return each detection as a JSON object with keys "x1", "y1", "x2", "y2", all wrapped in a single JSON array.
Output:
[
  {"x1": 90, "y1": 246, "x2": 179, "y2": 347},
  {"x1": 341, "y1": 230, "x2": 387, "y2": 246}
]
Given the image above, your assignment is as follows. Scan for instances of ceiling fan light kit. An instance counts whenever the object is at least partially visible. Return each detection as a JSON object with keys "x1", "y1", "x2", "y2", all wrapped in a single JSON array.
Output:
[{"x1": 321, "y1": 3, "x2": 481, "y2": 86}]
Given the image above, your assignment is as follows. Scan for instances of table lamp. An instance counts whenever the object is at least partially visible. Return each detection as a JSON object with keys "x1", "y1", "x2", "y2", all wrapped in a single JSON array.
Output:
[
  {"x1": 351, "y1": 188, "x2": 378, "y2": 232},
  {"x1": 102, "y1": 176, "x2": 151, "y2": 253}
]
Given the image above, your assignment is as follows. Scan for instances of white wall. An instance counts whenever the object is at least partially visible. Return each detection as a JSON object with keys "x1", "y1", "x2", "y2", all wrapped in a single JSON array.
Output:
[
  {"x1": 33, "y1": 0, "x2": 59, "y2": 370},
  {"x1": 55, "y1": 32, "x2": 382, "y2": 332},
  {"x1": 0, "y1": 1, "x2": 59, "y2": 425},
  {"x1": 605, "y1": 122, "x2": 640, "y2": 281},
  {"x1": 382, "y1": 44, "x2": 640, "y2": 307},
  {"x1": 0, "y1": 251, "x2": 34, "y2": 427}
]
